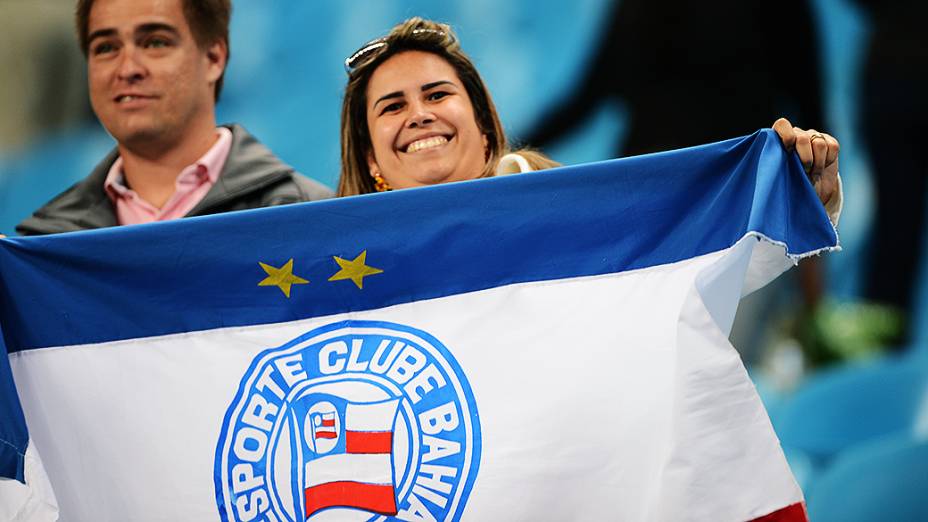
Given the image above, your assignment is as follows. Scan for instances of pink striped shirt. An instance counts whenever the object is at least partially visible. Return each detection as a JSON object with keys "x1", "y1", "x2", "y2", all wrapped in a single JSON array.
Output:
[{"x1": 104, "y1": 127, "x2": 233, "y2": 225}]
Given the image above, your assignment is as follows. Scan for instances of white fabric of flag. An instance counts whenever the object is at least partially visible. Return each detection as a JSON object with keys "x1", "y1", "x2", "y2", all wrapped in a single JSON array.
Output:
[{"x1": 0, "y1": 130, "x2": 838, "y2": 521}]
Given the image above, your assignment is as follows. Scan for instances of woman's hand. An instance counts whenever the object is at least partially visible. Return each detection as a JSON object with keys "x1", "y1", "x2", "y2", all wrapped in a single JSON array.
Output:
[{"x1": 772, "y1": 117, "x2": 840, "y2": 208}]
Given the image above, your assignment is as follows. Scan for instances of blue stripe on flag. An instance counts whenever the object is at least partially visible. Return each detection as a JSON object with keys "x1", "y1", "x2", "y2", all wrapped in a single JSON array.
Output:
[
  {"x1": 0, "y1": 322, "x2": 28, "y2": 482},
  {"x1": 0, "y1": 129, "x2": 835, "y2": 355}
]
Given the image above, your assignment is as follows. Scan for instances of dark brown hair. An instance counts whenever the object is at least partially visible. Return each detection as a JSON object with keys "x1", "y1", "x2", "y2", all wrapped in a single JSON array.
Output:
[
  {"x1": 338, "y1": 17, "x2": 557, "y2": 197},
  {"x1": 75, "y1": 0, "x2": 231, "y2": 101}
]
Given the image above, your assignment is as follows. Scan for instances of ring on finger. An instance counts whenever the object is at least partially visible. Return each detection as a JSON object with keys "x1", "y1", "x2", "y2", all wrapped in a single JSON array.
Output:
[{"x1": 810, "y1": 133, "x2": 825, "y2": 145}]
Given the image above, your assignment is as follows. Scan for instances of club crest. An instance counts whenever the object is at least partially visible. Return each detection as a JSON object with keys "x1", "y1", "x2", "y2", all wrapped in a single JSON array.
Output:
[{"x1": 215, "y1": 320, "x2": 481, "y2": 521}]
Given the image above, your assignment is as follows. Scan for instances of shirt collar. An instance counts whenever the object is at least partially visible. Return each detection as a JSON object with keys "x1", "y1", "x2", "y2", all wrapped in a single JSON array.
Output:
[{"x1": 103, "y1": 127, "x2": 233, "y2": 202}]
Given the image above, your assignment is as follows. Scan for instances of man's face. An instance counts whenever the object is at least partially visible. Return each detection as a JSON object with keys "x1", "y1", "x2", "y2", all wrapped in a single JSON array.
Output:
[{"x1": 86, "y1": 0, "x2": 225, "y2": 150}]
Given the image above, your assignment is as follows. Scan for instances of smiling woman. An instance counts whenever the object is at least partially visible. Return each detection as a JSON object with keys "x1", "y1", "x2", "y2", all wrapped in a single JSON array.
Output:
[
  {"x1": 337, "y1": 17, "x2": 559, "y2": 196},
  {"x1": 337, "y1": 16, "x2": 842, "y2": 214}
]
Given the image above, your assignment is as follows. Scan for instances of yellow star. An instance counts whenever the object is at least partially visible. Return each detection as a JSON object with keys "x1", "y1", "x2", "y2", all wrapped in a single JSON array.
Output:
[
  {"x1": 328, "y1": 250, "x2": 384, "y2": 289},
  {"x1": 258, "y1": 259, "x2": 308, "y2": 298}
]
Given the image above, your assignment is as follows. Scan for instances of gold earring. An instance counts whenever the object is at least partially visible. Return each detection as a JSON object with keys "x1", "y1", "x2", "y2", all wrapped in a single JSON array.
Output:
[{"x1": 372, "y1": 171, "x2": 391, "y2": 192}]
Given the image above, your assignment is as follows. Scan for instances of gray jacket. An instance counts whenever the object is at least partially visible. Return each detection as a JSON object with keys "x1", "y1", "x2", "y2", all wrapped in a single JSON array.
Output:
[{"x1": 16, "y1": 124, "x2": 333, "y2": 236}]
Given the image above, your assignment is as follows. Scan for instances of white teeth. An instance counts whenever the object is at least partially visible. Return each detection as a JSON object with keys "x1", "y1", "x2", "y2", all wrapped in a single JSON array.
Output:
[
  {"x1": 118, "y1": 95, "x2": 136, "y2": 102},
  {"x1": 406, "y1": 136, "x2": 448, "y2": 153}
]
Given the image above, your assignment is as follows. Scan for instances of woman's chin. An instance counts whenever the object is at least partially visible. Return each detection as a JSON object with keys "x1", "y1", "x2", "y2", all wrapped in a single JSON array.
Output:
[{"x1": 394, "y1": 165, "x2": 463, "y2": 187}]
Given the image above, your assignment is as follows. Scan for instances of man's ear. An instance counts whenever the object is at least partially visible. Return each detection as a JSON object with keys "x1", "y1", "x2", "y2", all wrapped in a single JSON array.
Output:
[{"x1": 205, "y1": 40, "x2": 228, "y2": 83}]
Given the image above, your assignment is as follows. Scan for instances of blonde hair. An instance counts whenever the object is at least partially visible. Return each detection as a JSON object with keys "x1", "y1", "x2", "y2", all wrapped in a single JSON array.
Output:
[{"x1": 337, "y1": 17, "x2": 558, "y2": 196}]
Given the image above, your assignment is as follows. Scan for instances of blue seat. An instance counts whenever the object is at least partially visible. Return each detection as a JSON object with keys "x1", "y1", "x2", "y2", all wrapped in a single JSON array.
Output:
[
  {"x1": 806, "y1": 435, "x2": 928, "y2": 522},
  {"x1": 773, "y1": 357, "x2": 928, "y2": 461}
]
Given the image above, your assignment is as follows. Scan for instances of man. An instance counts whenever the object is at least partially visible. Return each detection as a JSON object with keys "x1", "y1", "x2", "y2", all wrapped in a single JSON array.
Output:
[{"x1": 15, "y1": 0, "x2": 332, "y2": 236}]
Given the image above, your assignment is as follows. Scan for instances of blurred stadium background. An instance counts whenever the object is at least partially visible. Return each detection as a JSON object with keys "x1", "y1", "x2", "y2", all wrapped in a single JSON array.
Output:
[{"x1": 1, "y1": 0, "x2": 925, "y2": 518}]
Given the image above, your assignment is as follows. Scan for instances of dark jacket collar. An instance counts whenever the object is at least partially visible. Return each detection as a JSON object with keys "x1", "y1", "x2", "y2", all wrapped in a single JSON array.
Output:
[
  {"x1": 187, "y1": 124, "x2": 294, "y2": 216},
  {"x1": 16, "y1": 124, "x2": 293, "y2": 235}
]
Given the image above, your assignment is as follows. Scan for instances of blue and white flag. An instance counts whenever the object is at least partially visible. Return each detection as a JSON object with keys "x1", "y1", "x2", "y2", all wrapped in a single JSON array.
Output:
[{"x1": 0, "y1": 130, "x2": 837, "y2": 521}]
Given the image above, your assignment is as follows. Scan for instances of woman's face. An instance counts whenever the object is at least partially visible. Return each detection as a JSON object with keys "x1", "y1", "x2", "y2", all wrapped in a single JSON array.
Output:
[{"x1": 365, "y1": 50, "x2": 488, "y2": 189}]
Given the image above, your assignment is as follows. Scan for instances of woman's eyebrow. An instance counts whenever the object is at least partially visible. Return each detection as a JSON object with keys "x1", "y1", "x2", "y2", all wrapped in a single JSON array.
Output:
[
  {"x1": 421, "y1": 80, "x2": 453, "y2": 91},
  {"x1": 373, "y1": 91, "x2": 404, "y2": 109},
  {"x1": 372, "y1": 80, "x2": 455, "y2": 109}
]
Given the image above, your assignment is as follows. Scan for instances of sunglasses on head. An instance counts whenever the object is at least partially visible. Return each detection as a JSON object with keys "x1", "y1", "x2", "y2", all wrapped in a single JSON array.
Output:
[{"x1": 344, "y1": 28, "x2": 454, "y2": 74}]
